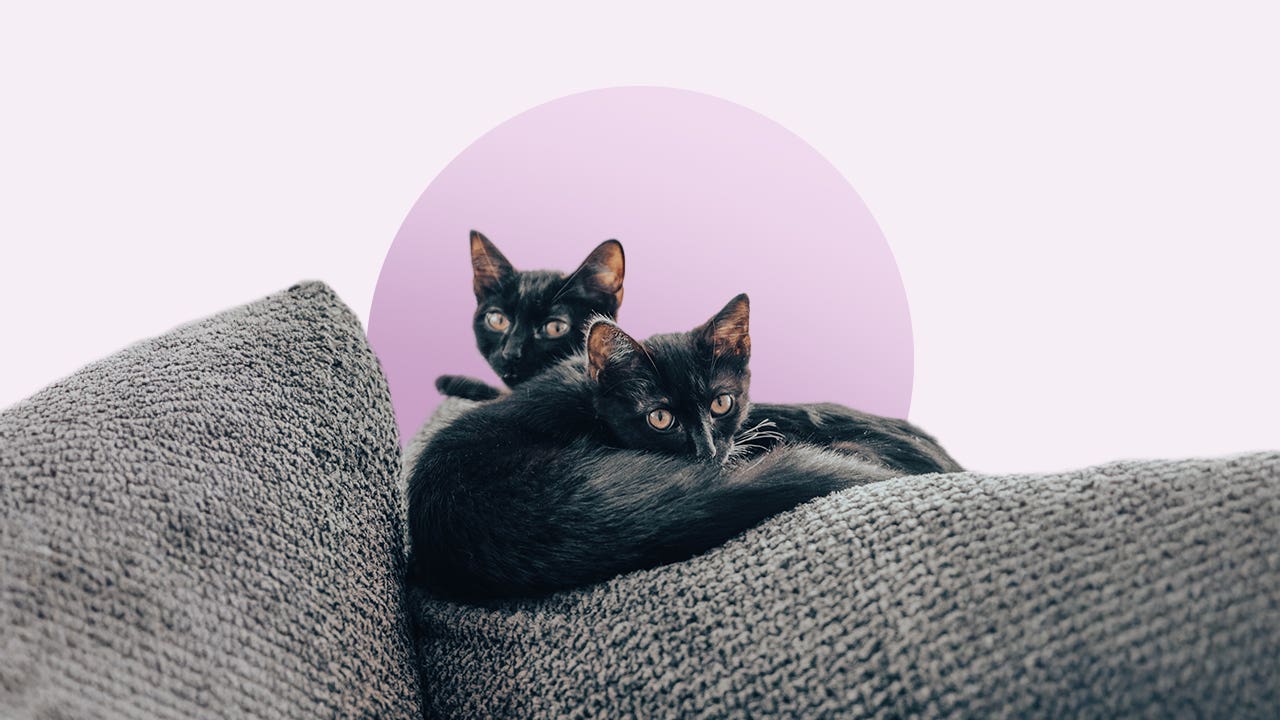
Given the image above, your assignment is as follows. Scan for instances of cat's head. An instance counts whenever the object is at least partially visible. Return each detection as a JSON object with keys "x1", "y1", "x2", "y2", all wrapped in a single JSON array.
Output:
[
  {"x1": 586, "y1": 294, "x2": 752, "y2": 463},
  {"x1": 470, "y1": 230, "x2": 625, "y2": 387}
]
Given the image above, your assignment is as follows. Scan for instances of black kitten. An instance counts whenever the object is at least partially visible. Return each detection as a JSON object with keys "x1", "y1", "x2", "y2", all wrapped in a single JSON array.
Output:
[
  {"x1": 434, "y1": 231, "x2": 624, "y2": 399},
  {"x1": 407, "y1": 295, "x2": 900, "y2": 600},
  {"x1": 434, "y1": 232, "x2": 962, "y2": 474}
]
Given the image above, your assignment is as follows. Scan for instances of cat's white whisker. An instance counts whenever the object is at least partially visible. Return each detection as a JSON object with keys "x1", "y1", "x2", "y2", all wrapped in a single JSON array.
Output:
[{"x1": 733, "y1": 419, "x2": 786, "y2": 448}]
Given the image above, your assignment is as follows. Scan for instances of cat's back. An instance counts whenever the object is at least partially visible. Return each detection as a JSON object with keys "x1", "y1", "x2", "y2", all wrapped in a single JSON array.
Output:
[{"x1": 416, "y1": 363, "x2": 597, "y2": 483}]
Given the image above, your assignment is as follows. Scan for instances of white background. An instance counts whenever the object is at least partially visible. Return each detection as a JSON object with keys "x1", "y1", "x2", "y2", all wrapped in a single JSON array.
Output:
[{"x1": 2, "y1": 2, "x2": 1277, "y2": 473}]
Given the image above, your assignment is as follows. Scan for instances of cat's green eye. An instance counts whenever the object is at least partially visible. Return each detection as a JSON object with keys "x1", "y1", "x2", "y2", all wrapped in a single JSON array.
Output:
[
  {"x1": 647, "y1": 408, "x2": 675, "y2": 431},
  {"x1": 710, "y1": 394, "x2": 734, "y2": 416},
  {"x1": 485, "y1": 311, "x2": 510, "y2": 332},
  {"x1": 543, "y1": 319, "x2": 570, "y2": 338}
]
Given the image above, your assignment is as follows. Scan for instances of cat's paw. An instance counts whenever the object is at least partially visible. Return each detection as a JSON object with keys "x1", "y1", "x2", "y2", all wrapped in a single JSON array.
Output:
[{"x1": 435, "y1": 374, "x2": 506, "y2": 401}]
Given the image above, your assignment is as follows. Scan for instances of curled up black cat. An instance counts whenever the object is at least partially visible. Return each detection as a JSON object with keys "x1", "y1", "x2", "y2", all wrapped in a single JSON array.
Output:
[
  {"x1": 434, "y1": 232, "x2": 962, "y2": 476},
  {"x1": 434, "y1": 230, "x2": 625, "y2": 400},
  {"x1": 407, "y1": 295, "x2": 902, "y2": 600}
]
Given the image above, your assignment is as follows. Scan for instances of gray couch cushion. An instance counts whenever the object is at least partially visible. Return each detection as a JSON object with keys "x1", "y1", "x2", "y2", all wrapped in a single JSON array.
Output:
[
  {"x1": 2, "y1": 282, "x2": 421, "y2": 719},
  {"x1": 409, "y1": 401, "x2": 1279, "y2": 718}
]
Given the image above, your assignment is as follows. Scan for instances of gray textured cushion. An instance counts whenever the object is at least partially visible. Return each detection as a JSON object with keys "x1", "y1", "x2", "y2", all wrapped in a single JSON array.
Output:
[
  {"x1": 2, "y1": 282, "x2": 421, "y2": 719},
  {"x1": 410, "y1": 399, "x2": 1279, "y2": 718}
]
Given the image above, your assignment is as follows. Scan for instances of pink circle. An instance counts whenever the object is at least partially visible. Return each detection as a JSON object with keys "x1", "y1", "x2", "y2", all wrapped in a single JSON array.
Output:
[{"x1": 369, "y1": 87, "x2": 913, "y2": 443}]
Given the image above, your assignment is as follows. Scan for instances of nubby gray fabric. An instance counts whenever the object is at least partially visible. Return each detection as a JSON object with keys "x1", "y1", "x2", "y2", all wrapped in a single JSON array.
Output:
[
  {"x1": 6, "y1": 283, "x2": 1277, "y2": 719},
  {"x1": 411, "y1": 400, "x2": 1279, "y2": 718},
  {"x1": 1, "y1": 282, "x2": 421, "y2": 719}
]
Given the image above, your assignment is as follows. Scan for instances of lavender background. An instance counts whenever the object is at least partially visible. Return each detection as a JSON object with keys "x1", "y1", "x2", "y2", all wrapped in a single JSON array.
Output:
[
  {"x1": 12, "y1": 7, "x2": 1280, "y2": 474},
  {"x1": 367, "y1": 87, "x2": 913, "y2": 443}
]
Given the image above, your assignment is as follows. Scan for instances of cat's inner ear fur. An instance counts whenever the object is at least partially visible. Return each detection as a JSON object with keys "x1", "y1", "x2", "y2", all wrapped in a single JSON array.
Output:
[
  {"x1": 565, "y1": 239, "x2": 625, "y2": 311},
  {"x1": 586, "y1": 318, "x2": 645, "y2": 383},
  {"x1": 470, "y1": 230, "x2": 515, "y2": 298},
  {"x1": 696, "y1": 293, "x2": 751, "y2": 360}
]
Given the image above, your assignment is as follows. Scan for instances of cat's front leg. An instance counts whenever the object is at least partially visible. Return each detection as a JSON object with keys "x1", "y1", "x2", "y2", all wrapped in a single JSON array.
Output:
[{"x1": 435, "y1": 374, "x2": 507, "y2": 401}]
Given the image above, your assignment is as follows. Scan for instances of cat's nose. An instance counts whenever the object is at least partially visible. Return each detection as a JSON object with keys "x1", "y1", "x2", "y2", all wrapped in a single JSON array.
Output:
[{"x1": 693, "y1": 424, "x2": 717, "y2": 460}]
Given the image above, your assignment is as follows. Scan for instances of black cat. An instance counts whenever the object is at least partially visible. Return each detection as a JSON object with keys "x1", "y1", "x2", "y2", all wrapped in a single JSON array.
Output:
[
  {"x1": 434, "y1": 231, "x2": 625, "y2": 400},
  {"x1": 407, "y1": 295, "x2": 900, "y2": 600},
  {"x1": 434, "y1": 233, "x2": 961, "y2": 474}
]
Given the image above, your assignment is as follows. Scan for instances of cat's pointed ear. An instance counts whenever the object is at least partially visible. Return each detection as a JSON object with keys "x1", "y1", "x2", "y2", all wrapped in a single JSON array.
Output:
[
  {"x1": 470, "y1": 230, "x2": 515, "y2": 298},
  {"x1": 695, "y1": 293, "x2": 751, "y2": 360},
  {"x1": 565, "y1": 240, "x2": 625, "y2": 312},
  {"x1": 586, "y1": 317, "x2": 645, "y2": 382}
]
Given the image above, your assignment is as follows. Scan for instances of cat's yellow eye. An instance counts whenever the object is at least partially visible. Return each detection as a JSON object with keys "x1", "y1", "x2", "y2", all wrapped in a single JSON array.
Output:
[
  {"x1": 647, "y1": 408, "x2": 675, "y2": 431},
  {"x1": 543, "y1": 319, "x2": 570, "y2": 338},
  {"x1": 710, "y1": 394, "x2": 734, "y2": 416},
  {"x1": 485, "y1": 311, "x2": 510, "y2": 332}
]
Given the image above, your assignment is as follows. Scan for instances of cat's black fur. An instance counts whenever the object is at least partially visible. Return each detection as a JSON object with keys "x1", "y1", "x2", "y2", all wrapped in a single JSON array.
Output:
[
  {"x1": 747, "y1": 402, "x2": 962, "y2": 473},
  {"x1": 435, "y1": 231, "x2": 963, "y2": 476},
  {"x1": 436, "y1": 231, "x2": 625, "y2": 395},
  {"x1": 408, "y1": 295, "x2": 900, "y2": 600}
]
